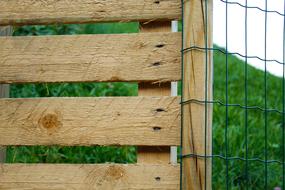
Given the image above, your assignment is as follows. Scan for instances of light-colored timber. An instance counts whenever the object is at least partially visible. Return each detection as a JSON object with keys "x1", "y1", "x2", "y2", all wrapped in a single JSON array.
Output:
[
  {"x1": 0, "y1": 0, "x2": 181, "y2": 26},
  {"x1": 0, "y1": 97, "x2": 180, "y2": 146},
  {"x1": 0, "y1": 32, "x2": 181, "y2": 84},
  {"x1": 138, "y1": 21, "x2": 173, "y2": 164},
  {"x1": 0, "y1": 164, "x2": 180, "y2": 189},
  {"x1": 182, "y1": 0, "x2": 213, "y2": 189}
]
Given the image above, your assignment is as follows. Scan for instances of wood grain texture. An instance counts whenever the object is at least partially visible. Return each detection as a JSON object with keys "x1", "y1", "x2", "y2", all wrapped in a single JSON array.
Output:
[
  {"x1": 0, "y1": 164, "x2": 180, "y2": 189},
  {"x1": 0, "y1": 97, "x2": 180, "y2": 146},
  {"x1": 138, "y1": 83, "x2": 171, "y2": 164},
  {"x1": 0, "y1": 26, "x2": 12, "y2": 163},
  {"x1": 138, "y1": 22, "x2": 172, "y2": 164},
  {"x1": 0, "y1": 32, "x2": 181, "y2": 84},
  {"x1": 182, "y1": 0, "x2": 213, "y2": 189},
  {"x1": 0, "y1": 0, "x2": 181, "y2": 26}
]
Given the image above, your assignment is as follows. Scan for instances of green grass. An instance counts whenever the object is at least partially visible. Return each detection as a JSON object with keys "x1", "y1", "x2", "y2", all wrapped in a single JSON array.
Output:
[
  {"x1": 7, "y1": 23, "x2": 284, "y2": 189},
  {"x1": 213, "y1": 47, "x2": 284, "y2": 189}
]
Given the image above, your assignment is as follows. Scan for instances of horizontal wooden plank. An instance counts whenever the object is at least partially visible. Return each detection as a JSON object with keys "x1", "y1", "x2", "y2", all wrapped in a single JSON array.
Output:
[
  {"x1": 0, "y1": 0, "x2": 181, "y2": 26},
  {"x1": 0, "y1": 164, "x2": 180, "y2": 190},
  {"x1": 0, "y1": 32, "x2": 181, "y2": 84},
  {"x1": 0, "y1": 97, "x2": 180, "y2": 146}
]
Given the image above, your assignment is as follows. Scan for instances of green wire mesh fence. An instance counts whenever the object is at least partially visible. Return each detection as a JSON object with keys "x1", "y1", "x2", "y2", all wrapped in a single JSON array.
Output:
[{"x1": 181, "y1": 0, "x2": 285, "y2": 189}]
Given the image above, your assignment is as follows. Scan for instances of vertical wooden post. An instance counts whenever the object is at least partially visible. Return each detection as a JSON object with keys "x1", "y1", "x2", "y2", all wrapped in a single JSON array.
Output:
[
  {"x1": 182, "y1": 0, "x2": 213, "y2": 190},
  {"x1": 137, "y1": 21, "x2": 172, "y2": 164},
  {"x1": 0, "y1": 26, "x2": 12, "y2": 163}
]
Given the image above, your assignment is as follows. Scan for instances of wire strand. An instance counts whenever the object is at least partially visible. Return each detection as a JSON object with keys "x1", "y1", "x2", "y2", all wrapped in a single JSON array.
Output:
[
  {"x1": 219, "y1": 0, "x2": 285, "y2": 16},
  {"x1": 264, "y1": 1, "x2": 268, "y2": 188},
  {"x1": 182, "y1": 46, "x2": 284, "y2": 65},
  {"x1": 244, "y1": 1, "x2": 249, "y2": 188},
  {"x1": 225, "y1": 1, "x2": 229, "y2": 189}
]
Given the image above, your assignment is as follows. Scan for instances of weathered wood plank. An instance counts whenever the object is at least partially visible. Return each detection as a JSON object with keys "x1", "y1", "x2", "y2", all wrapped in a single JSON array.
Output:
[
  {"x1": 0, "y1": 164, "x2": 180, "y2": 189},
  {"x1": 0, "y1": 32, "x2": 181, "y2": 84},
  {"x1": 182, "y1": 0, "x2": 213, "y2": 189},
  {"x1": 0, "y1": 97, "x2": 180, "y2": 146},
  {"x1": 0, "y1": 0, "x2": 181, "y2": 26},
  {"x1": 0, "y1": 26, "x2": 12, "y2": 163}
]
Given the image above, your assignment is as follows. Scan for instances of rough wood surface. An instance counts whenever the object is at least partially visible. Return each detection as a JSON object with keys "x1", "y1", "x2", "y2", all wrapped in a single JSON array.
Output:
[
  {"x1": 0, "y1": 0, "x2": 181, "y2": 26},
  {"x1": 0, "y1": 97, "x2": 180, "y2": 146},
  {"x1": 137, "y1": 83, "x2": 171, "y2": 164},
  {"x1": 0, "y1": 32, "x2": 181, "y2": 84},
  {"x1": 138, "y1": 22, "x2": 172, "y2": 164},
  {"x1": 0, "y1": 164, "x2": 180, "y2": 189},
  {"x1": 0, "y1": 26, "x2": 12, "y2": 163},
  {"x1": 182, "y1": 0, "x2": 213, "y2": 189}
]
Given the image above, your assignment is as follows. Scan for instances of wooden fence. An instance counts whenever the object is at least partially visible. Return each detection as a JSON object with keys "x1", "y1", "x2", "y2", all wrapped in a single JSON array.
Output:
[{"x1": 0, "y1": 0, "x2": 212, "y2": 189}]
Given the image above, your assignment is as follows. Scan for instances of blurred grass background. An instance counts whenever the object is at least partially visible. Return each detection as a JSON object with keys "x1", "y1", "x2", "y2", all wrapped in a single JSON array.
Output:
[{"x1": 5, "y1": 23, "x2": 284, "y2": 189}]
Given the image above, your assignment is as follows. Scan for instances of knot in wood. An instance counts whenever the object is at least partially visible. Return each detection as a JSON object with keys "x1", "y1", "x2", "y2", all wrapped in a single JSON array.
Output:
[
  {"x1": 105, "y1": 165, "x2": 125, "y2": 180},
  {"x1": 39, "y1": 113, "x2": 62, "y2": 135}
]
